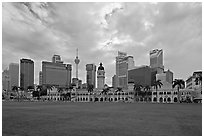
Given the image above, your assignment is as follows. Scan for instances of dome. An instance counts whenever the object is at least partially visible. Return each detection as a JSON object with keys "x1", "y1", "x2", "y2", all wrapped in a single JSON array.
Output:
[{"x1": 98, "y1": 63, "x2": 104, "y2": 70}]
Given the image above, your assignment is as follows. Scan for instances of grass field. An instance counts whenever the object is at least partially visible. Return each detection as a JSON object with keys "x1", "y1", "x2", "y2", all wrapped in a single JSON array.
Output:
[{"x1": 2, "y1": 101, "x2": 202, "y2": 136}]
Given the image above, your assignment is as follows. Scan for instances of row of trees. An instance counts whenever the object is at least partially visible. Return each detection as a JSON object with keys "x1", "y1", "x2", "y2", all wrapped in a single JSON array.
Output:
[
  {"x1": 132, "y1": 79, "x2": 187, "y2": 102},
  {"x1": 11, "y1": 84, "x2": 76, "y2": 101}
]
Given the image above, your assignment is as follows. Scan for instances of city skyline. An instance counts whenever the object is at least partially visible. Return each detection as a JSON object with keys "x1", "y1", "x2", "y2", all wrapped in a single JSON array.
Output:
[{"x1": 2, "y1": 2, "x2": 202, "y2": 86}]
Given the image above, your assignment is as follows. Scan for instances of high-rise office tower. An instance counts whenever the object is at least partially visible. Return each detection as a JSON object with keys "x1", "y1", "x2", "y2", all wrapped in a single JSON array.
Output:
[
  {"x1": 156, "y1": 69, "x2": 173, "y2": 84},
  {"x1": 128, "y1": 66, "x2": 151, "y2": 86},
  {"x1": 86, "y1": 64, "x2": 96, "y2": 88},
  {"x1": 112, "y1": 75, "x2": 117, "y2": 88},
  {"x1": 2, "y1": 69, "x2": 10, "y2": 91},
  {"x1": 116, "y1": 51, "x2": 135, "y2": 89},
  {"x1": 42, "y1": 55, "x2": 72, "y2": 87},
  {"x1": 150, "y1": 49, "x2": 164, "y2": 85},
  {"x1": 52, "y1": 55, "x2": 63, "y2": 64},
  {"x1": 97, "y1": 63, "x2": 105, "y2": 89},
  {"x1": 20, "y1": 58, "x2": 34, "y2": 91},
  {"x1": 9, "y1": 63, "x2": 19, "y2": 89},
  {"x1": 39, "y1": 71, "x2": 43, "y2": 85},
  {"x1": 150, "y1": 49, "x2": 164, "y2": 73}
]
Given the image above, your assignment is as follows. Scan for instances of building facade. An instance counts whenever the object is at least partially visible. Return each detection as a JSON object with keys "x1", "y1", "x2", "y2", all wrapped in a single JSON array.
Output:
[
  {"x1": 39, "y1": 71, "x2": 43, "y2": 85},
  {"x1": 97, "y1": 63, "x2": 105, "y2": 89},
  {"x1": 71, "y1": 90, "x2": 134, "y2": 103},
  {"x1": 156, "y1": 69, "x2": 173, "y2": 84},
  {"x1": 186, "y1": 71, "x2": 202, "y2": 89},
  {"x1": 128, "y1": 65, "x2": 151, "y2": 86},
  {"x1": 52, "y1": 55, "x2": 63, "y2": 64},
  {"x1": 2, "y1": 69, "x2": 10, "y2": 91},
  {"x1": 150, "y1": 49, "x2": 165, "y2": 85},
  {"x1": 9, "y1": 63, "x2": 19, "y2": 89},
  {"x1": 150, "y1": 49, "x2": 164, "y2": 72},
  {"x1": 112, "y1": 75, "x2": 117, "y2": 89},
  {"x1": 185, "y1": 71, "x2": 202, "y2": 102},
  {"x1": 86, "y1": 64, "x2": 96, "y2": 88},
  {"x1": 20, "y1": 59, "x2": 34, "y2": 91},
  {"x1": 116, "y1": 51, "x2": 135, "y2": 89},
  {"x1": 42, "y1": 61, "x2": 72, "y2": 87}
]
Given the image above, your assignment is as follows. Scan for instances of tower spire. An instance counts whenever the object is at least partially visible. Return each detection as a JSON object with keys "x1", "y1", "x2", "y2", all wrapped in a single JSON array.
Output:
[{"x1": 74, "y1": 48, "x2": 80, "y2": 79}]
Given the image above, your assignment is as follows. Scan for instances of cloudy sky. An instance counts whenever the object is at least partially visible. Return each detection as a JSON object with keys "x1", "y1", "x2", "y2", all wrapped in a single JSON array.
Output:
[{"x1": 2, "y1": 2, "x2": 202, "y2": 86}]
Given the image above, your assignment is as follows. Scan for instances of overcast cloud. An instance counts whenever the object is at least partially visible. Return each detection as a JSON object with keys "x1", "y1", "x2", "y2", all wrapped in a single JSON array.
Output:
[{"x1": 2, "y1": 2, "x2": 202, "y2": 85}]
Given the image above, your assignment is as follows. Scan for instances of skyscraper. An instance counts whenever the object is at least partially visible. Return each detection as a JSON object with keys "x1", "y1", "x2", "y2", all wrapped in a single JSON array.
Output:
[
  {"x1": 20, "y1": 58, "x2": 34, "y2": 91},
  {"x1": 116, "y1": 51, "x2": 135, "y2": 89},
  {"x1": 86, "y1": 64, "x2": 96, "y2": 88},
  {"x1": 9, "y1": 63, "x2": 19, "y2": 89},
  {"x1": 52, "y1": 55, "x2": 63, "y2": 64},
  {"x1": 150, "y1": 49, "x2": 164, "y2": 85},
  {"x1": 112, "y1": 75, "x2": 117, "y2": 88},
  {"x1": 39, "y1": 71, "x2": 42, "y2": 85},
  {"x1": 156, "y1": 69, "x2": 173, "y2": 84},
  {"x1": 97, "y1": 63, "x2": 105, "y2": 89},
  {"x1": 42, "y1": 55, "x2": 72, "y2": 87},
  {"x1": 150, "y1": 49, "x2": 164, "y2": 73},
  {"x1": 128, "y1": 66, "x2": 152, "y2": 86},
  {"x1": 2, "y1": 69, "x2": 10, "y2": 91}
]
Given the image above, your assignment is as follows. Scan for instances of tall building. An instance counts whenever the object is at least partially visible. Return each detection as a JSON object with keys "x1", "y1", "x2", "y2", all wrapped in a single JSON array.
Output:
[
  {"x1": 97, "y1": 63, "x2": 105, "y2": 89},
  {"x1": 112, "y1": 75, "x2": 117, "y2": 88},
  {"x1": 9, "y1": 63, "x2": 19, "y2": 89},
  {"x1": 186, "y1": 71, "x2": 202, "y2": 89},
  {"x1": 150, "y1": 49, "x2": 164, "y2": 85},
  {"x1": 150, "y1": 49, "x2": 164, "y2": 73},
  {"x1": 116, "y1": 51, "x2": 135, "y2": 89},
  {"x1": 128, "y1": 65, "x2": 151, "y2": 86},
  {"x1": 52, "y1": 55, "x2": 63, "y2": 64},
  {"x1": 86, "y1": 64, "x2": 96, "y2": 88},
  {"x1": 20, "y1": 58, "x2": 34, "y2": 91},
  {"x1": 78, "y1": 80, "x2": 82, "y2": 89},
  {"x1": 39, "y1": 71, "x2": 43, "y2": 85},
  {"x1": 42, "y1": 56, "x2": 72, "y2": 87},
  {"x1": 156, "y1": 69, "x2": 173, "y2": 84},
  {"x1": 2, "y1": 69, "x2": 10, "y2": 91}
]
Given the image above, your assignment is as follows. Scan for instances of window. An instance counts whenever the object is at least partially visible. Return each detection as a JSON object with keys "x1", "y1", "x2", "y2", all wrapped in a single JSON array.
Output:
[{"x1": 167, "y1": 92, "x2": 171, "y2": 95}]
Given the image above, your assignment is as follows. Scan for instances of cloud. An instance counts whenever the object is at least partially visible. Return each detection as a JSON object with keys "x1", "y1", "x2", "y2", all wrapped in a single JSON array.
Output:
[{"x1": 2, "y1": 2, "x2": 202, "y2": 85}]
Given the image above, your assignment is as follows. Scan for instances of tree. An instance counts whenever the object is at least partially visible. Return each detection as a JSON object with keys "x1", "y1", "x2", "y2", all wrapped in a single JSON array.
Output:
[
  {"x1": 32, "y1": 91, "x2": 39, "y2": 98},
  {"x1": 12, "y1": 86, "x2": 19, "y2": 101},
  {"x1": 57, "y1": 87, "x2": 64, "y2": 101},
  {"x1": 46, "y1": 84, "x2": 53, "y2": 101},
  {"x1": 152, "y1": 80, "x2": 163, "y2": 103},
  {"x1": 87, "y1": 84, "x2": 94, "y2": 93},
  {"x1": 27, "y1": 86, "x2": 34, "y2": 92},
  {"x1": 36, "y1": 85, "x2": 43, "y2": 100},
  {"x1": 133, "y1": 84, "x2": 143, "y2": 101},
  {"x1": 19, "y1": 87, "x2": 25, "y2": 100},
  {"x1": 172, "y1": 79, "x2": 185, "y2": 92},
  {"x1": 144, "y1": 85, "x2": 151, "y2": 97},
  {"x1": 101, "y1": 87, "x2": 110, "y2": 95},
  {"x1": 115, "y1": 87, "x2": 122, "y2": 93}
]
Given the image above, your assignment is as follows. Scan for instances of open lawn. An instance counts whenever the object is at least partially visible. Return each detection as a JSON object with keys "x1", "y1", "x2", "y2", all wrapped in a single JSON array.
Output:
[{"x1": 2, "y1": 101, "x2": 202, "y2": 136}]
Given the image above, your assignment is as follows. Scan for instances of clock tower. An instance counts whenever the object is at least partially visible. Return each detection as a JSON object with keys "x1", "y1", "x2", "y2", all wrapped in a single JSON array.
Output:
[{"x1": 97, "y1": 63, "x2": 105, "y2": 89}]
